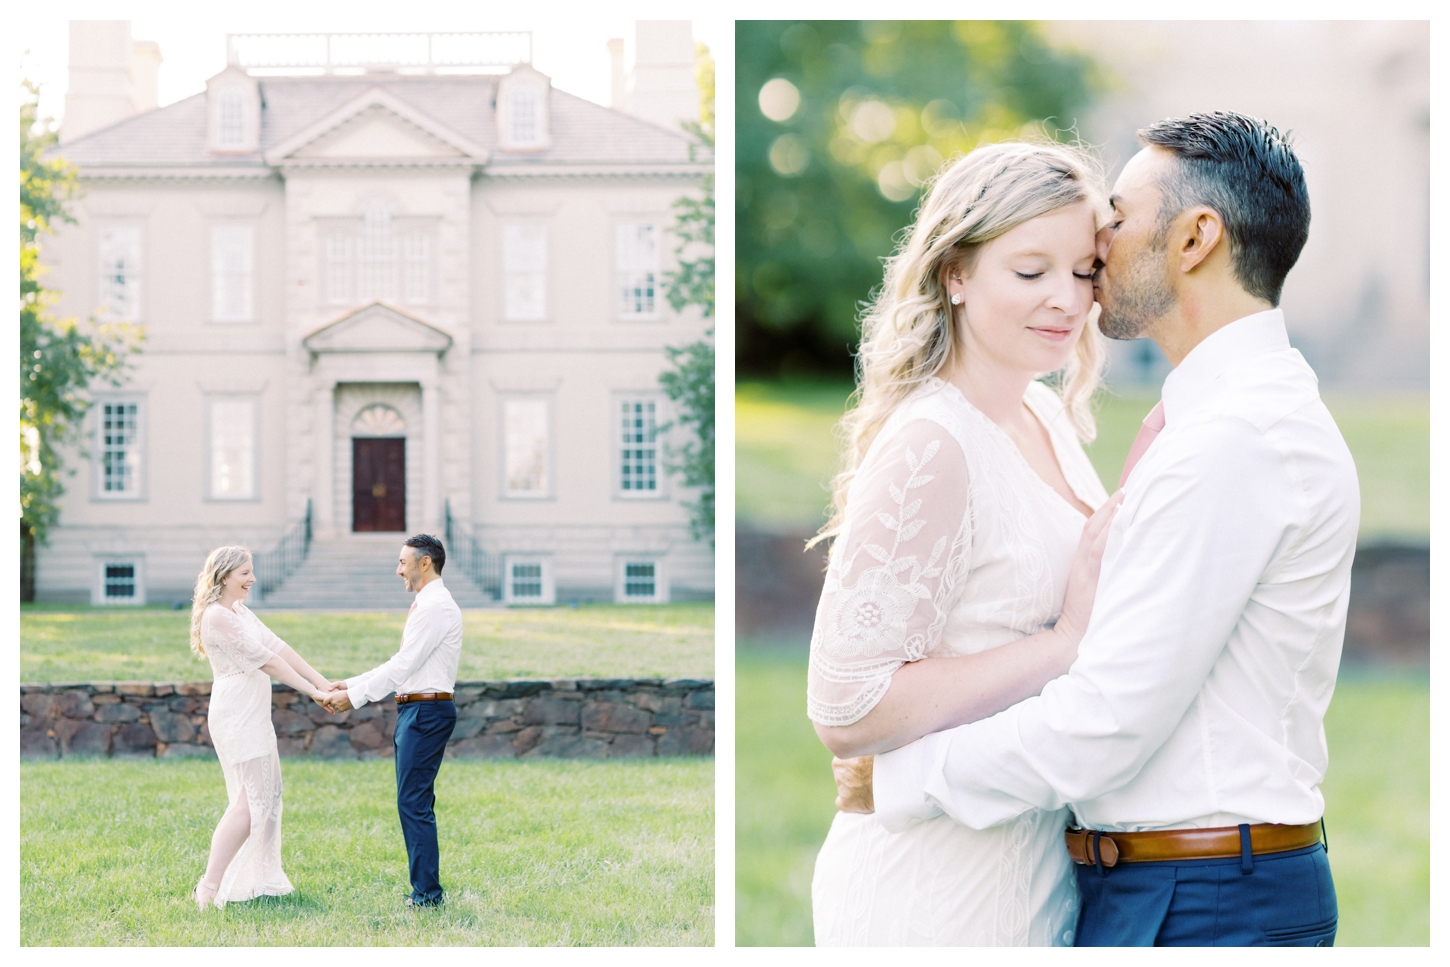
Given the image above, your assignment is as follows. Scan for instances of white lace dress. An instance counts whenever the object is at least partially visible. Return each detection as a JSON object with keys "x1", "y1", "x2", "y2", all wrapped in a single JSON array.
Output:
[
  {"x1": 809, "y1": 378, "x2": 1109, "y2": 946},
  {"x1": 201, "y1": 602, "x2": 295, "y2": 907}
]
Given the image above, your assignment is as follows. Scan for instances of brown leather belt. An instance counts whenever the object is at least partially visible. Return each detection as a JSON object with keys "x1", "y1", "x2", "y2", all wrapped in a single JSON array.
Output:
[
  {"x1": 1065, "y1": 822, "x2": 1322, "y2": 867},
  {"x1": 395, "y1": 691, "x2": 453, "y2": 705}
]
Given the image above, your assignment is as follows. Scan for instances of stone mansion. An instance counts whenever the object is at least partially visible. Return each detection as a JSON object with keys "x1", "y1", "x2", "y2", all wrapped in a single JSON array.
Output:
[{"x1": 37, "y1": 22, "x2": 713, "y2": 608}]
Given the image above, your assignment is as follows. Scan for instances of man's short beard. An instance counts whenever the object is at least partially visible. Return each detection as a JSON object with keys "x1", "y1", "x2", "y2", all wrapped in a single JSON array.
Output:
[{"x1": 1098, "y1": 228, "x2": 1176, "y2": 341}]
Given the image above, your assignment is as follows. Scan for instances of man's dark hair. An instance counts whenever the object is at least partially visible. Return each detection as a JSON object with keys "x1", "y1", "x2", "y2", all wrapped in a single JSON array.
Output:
[
  {"x1": 1137, "y1": 111, "x2": 1310, "y2": 306},
  {"x1": 403, "y1": 534, "x2": 445, "y2": 574}
]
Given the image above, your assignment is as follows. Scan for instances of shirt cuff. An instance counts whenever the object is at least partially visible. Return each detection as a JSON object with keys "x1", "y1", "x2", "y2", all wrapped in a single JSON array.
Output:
[
  {"x1": 346, "y1": 678, "x2": 368, "y2": 710},
  {"x1": 873, "y1": 732, "x2": 950, "y2": 832}
]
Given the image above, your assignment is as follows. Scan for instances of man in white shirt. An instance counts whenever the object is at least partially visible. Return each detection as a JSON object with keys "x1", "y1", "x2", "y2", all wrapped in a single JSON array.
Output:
[
  {"x1": 845, "y1": 112, "x2": 1359, "y2": 945},
  {"x1": 323, "y1": 533, "x2": 463, "y2": 908}
]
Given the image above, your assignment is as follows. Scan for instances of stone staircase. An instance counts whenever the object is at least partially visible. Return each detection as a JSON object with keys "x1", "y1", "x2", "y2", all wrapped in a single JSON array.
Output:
[{"x1": 254, "y1": 535, "x2": 497, "y2": 610}]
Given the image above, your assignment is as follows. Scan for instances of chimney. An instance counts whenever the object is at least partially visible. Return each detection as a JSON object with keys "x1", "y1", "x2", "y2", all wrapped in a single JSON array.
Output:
[
  {"x1": 623, "y1": 21, "x2": 698, "y2": 131},
  {"x1": 60, "y1": 21, "x2": 162, "y2": 144},
  {"x1": 607, "y1": 38, "x2": 626, "y2": 111}
]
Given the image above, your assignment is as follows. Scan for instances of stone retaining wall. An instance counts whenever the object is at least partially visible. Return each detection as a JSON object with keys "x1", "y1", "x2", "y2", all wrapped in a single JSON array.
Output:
[{"x1": 20, "y1": 678, "x2": 714, "y2": 761}]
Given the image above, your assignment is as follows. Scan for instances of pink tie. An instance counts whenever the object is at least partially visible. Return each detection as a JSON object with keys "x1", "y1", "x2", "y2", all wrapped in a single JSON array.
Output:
[{"x1": 1118, "y1": 401, "x2": 1166, "y2": 489}]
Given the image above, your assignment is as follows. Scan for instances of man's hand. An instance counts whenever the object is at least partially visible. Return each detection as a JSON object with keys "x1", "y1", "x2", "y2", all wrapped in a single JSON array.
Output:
[
  {"x1": 322, "y1": 691, "x2": 354, "y2": 713},
  {"x1": 833, "y1": 755, "x2": 875, "y2": 814},
  {"x1": 327, "y1": 680, "x2": 349, "y2": 692}
]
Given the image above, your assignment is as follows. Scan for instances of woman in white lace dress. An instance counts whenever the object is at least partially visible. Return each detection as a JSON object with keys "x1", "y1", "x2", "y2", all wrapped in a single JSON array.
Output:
[
  {"x1": 189, "y1": 546, "x2": 336, "y2": 910},
  {"x1": 808, "y1": 142, "x2": 1122, "y2": 945}
]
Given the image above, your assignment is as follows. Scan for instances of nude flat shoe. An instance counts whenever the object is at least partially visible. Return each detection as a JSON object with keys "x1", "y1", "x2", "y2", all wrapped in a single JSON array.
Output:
[{"x1": 193, "y1": 877, "x2": 220, "y2": 911}]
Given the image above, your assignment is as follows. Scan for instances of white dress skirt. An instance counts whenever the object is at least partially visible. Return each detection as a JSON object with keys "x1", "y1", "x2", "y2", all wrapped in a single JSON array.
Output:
[
  {"x1": 201, "y1": 602, "x2": 296, "y2": 906},
  {"x1": 807, "y1": 378, "x2": 1109, "y2": 946}
]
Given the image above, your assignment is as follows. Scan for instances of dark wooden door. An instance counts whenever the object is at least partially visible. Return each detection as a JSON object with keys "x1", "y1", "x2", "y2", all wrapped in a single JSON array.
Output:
[{"x1": 353, "y1": 437, "x2": 406, "y2": 532}]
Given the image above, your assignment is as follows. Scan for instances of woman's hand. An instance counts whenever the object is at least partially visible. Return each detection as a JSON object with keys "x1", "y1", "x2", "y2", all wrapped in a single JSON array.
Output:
[
  {"x1": 1054, "y1": 490, "x2": 1125, "y2": 648},
  {"x1": 310, "y1": 688, "x2": 334, "y2": 710}
]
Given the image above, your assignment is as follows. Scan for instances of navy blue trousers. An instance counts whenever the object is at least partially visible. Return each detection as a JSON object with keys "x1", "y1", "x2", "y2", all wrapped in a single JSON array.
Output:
[
  {"x1": 1075, "y1": 843, "x2": 1337, "y2": 946},
  {"x1": 393, "y1": 699, "x2": 457, "y2": 905}
]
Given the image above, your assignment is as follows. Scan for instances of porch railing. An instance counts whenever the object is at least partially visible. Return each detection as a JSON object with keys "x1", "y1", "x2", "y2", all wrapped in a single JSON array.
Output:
[
  {"x1": 254, "y1": 499, "x2": 312, "y2": 600},
  {"x1": 444, "y1": 500, "x2": 500, "y2": 600}
]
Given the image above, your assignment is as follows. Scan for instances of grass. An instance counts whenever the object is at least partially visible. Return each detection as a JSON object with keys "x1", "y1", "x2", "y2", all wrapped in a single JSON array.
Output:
[
  {"x1": 734, "y1": 646, "x2": 1428, "y2": 947},
  {"x1": 21, "y1": 756, "x2": 713, "y2": 945},
  {"x1": 735, "y1": 379, "x2": 1430, "y2": 541},
  {"x1": 19, "y1": 602, "x2": 714, "y2": 683}
]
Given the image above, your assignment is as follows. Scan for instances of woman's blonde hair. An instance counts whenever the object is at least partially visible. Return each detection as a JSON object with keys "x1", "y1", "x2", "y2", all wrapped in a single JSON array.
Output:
[
  {"x1": 813, "y1": 140, "x2": 1109, "y2": 549},
  {"x1": 189, "y1": 545, "x2": 252, "y2": 658}
]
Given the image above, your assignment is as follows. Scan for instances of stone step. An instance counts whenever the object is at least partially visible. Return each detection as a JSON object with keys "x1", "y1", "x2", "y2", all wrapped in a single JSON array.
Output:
[{"x1": 254, "y1": 539, "x2": 498, "y2": 609}]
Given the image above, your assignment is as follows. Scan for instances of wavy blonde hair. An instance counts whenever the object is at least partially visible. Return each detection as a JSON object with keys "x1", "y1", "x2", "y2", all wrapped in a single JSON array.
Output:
[
  {"x1": 189, "y1": 545, "x2": 252, "y2": 658},
  {"x1": 813, "y1": 140, "x2": 1109, "y2": 549}
]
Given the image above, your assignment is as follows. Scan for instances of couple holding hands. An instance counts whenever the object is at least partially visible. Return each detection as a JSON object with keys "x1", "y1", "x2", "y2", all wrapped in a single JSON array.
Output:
[{"x1": 188, "y1": 534, "x2": 463, "y2": 911}]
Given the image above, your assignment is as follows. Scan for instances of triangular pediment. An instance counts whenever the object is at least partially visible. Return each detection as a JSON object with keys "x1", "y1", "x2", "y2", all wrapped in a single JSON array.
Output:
[
  {"x1": 303, "y1": 303, "x2": 453, "y2": 354},
  {"x1": 292, "y1": 105, "x2": 466, "y2": 159},
  {"x1": 266, "y1": 87, "x2": 488, "y2": 165}
]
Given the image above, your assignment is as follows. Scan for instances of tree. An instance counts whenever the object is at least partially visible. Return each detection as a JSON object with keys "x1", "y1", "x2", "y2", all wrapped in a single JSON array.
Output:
[
  {"x1": 736, "y1": 20, "x2": 1100, "y2": 376},
  {"x1": 659, "y1": 43, "x2": 715, "y2": 547},
  {"x1": 20, "y1": 80, "x2": 143, "y2": 599}
]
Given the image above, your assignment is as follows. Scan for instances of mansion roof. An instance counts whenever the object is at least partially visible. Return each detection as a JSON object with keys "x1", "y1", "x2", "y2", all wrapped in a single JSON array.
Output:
[{"x1": 56, "y1": 74, "x2": 706, "y2": 173}]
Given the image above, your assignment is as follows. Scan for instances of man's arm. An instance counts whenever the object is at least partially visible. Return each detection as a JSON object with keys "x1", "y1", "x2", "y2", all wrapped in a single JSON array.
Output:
[
  {"x1": 342, "y1": 603, "x2": 447, "y2": 710},
  {"x1": 874, "y1": 418, "x2": 1292, "y2": 831}
]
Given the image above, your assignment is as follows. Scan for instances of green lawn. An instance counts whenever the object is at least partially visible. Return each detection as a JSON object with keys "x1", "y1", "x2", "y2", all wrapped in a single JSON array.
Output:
[
  {"x1": 22, "y1": 756, "x2": 713, "y2": 945},
  {"x1": 20, "y1": 603, "x2": 714, "y2": 683},
  {"x1": 736, "y1": 380, "x2": 1430, "y2": 541},
  {"x1": 735, "y1": 647, "x2": 1428, "y2": 947}
]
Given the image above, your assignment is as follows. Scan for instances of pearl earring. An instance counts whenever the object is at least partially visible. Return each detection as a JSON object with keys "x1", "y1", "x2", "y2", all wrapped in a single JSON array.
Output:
[{"x1": 950, "y1": 293, "x2": 963, "y2": 305}]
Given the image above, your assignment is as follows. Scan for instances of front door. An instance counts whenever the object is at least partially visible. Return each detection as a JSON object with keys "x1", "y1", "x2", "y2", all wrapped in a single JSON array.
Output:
[{"x1": 353, "y1": 437, "x2": 406, "y2": 532}]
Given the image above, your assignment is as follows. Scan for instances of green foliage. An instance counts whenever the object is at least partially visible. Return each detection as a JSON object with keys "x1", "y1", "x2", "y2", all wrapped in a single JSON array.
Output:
[
  {"x1": 20, "y1": 603, "x2": 715, "y2": 683},
  {"x1": 735, "y1": 20, "x2": 1098, "y2": 376},
  {"x1": 22, "y1": 757, "x2": 714, "y2": 945},
  {"x1": 735, "y1": 649, "x2": 1428, "y2": 946},
  {"x1": 19, "y1": 80, "x2": 143, "y2": 551},
  {"x1": 657, "y1": 44, "x2": 716, "y2": 548}
]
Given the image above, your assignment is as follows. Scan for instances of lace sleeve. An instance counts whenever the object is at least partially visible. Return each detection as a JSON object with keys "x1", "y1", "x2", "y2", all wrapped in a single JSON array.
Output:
[
  {"x1": 237, "y1": 606, "x2": 287, "y2": 656},
  {"x1": 807, "y1": 419, "x2": 971, "y2": 726},
  {"x1": 202, "y1": 605, "x2": 275, "y2": 675}
]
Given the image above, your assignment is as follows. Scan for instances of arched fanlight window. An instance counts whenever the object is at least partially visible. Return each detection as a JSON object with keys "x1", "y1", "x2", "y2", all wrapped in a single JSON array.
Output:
[{"x1": 352, "y1": 404, "x2": 407, "y2": 437}]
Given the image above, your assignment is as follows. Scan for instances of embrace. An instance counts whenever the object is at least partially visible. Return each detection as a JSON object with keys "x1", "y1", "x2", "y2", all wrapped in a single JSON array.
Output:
[
  {"x1": 188, "y1": 534, "x2": 463, "y2": 911},
  {"x1": 808, "y1": 112, "x2": 1357, "y2": 946}
]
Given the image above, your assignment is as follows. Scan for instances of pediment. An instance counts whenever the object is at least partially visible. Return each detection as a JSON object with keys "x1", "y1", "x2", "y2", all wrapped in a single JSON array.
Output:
[
  {"x1": 292, "y1": 105, "x2": 466, "y2": 159},
  {"x1": 266, "y1": 87, "x2": 488, "y2": 165},
  {"x1": 303, "y1": 303, "x2": 452, "y2": 355}
]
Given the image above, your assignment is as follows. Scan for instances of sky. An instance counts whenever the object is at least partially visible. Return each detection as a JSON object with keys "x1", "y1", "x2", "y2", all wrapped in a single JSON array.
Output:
[{"x1": 17, "y1": 2, "x2": 725, "y2": 126}]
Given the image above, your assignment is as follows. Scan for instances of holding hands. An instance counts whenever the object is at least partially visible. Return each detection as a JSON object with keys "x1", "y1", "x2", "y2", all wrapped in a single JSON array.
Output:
[{"x1": 309, "y1": 680, "x2": 354, "y2": 713}]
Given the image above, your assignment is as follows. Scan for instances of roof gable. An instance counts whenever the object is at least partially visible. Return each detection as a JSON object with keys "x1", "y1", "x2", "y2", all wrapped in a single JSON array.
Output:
[
  {"x1": 302, "y1": 303, "x2": 453, "y2": 355},
  {"x1": 265, "y1": 87, "x2": 487, "y2": 165}
]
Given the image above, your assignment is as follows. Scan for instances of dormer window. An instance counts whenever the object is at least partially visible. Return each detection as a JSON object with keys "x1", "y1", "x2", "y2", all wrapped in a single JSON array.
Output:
[
  {"x1": 205, "y1": 66, "x2": 260, "y2": 154},
  {"x1": 218, "y1": 89, "x2": 246, "y2": 147},
  {"x1": 496, "y1": 66, "x2": 551, "y2": 151}
]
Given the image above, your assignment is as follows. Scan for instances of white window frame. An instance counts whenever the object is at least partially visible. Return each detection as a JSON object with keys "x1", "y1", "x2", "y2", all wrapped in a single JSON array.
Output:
[
  {"x1": 500, "y1": 395, "x2": 553, "y2": 500},
  {"x1": 206, "y1": 395, "x2": 260, "y2": 501},
  {"x1": 503, "y1": 555, "x2": 555, "y2": 606},
  {"x1": 615, "y1": 221, "x2": 660, "y2": 320},
  {"x1": 403, "y1": 230, "x2": 431, "y2": 305},
  {"x1": 357, "y1": 200, "x2": 398, "y2": 303},
  {"x1": 615, "y1": 556, "x2": 668, "y2": 604},
  {"x1": 325, "y1": 232, "x2": 353, "y2": 306},
  {"x1": 217, "y1": 88, "x2": 247, "y2": 147},
  {"x1": 210, "y1": 224, "x2": 255, "y2": 322},
  {"x1": 93, "y1": 395, "x2": 146, "y2": 501},
  {"x1": 97, "y1": 225, "x2": 143, "y2": 322},
  {"x1": 615, "y1": 394, "x2": 666, "y2": 500},
  {"x1": 502, "y1": 222, "x2": 548, "y2": 322},
  {"x1": 94, "y1": 557, "x2": 146, "y2": 606}
]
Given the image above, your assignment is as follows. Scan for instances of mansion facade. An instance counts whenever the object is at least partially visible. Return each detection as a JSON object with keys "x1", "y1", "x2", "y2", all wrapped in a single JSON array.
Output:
[{"x1": 38, "y1": 25, "x2": 713, "y2": 608}]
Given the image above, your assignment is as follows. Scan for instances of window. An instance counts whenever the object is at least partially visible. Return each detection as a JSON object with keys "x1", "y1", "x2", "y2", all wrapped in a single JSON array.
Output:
[
  {"x1": 218, "y1": 89, "x2": 246, "y2": 147},
  {"x1": 504, "y1": 556, "x2": 554, "y2": 605},
  {"x1": 325, "y1": 233, "x2": 352, "y2": 305},
  {"x1": 511, "y1": 87, "x2": 538, "y2": 143},
  {"x1": 403, "y1": 231, "x2": 430, "y2": 305},
  {"x1": 98, "y1": 226, "x2": 142, "y2": 322},
  {"x1": 209, "y1": 397, "x2": 257, "y2": 500},
  {"x1": 616, "y1": 222, "x2": 659, "y2": 318},
  {"x1": 97, "y1": 399, "x2": 143, "y2": 498},
  {"x1": 617, "y1": 558, "x2": 667, "y2": 603},
  {"x1": 357, "y1": 201, "x2": 397, "y2": 303},
  {"x1": 211, "y1": 225, "x2": 254, "y2": 322},
  {"x1": 98, "y1": 560, "x2": 143, "y2": 605},
  {"x1": 618, "y1": 397, "x2": 661, "y2": 497},
  {"x1": 503, "y1": 398, "x2": 550, "y2": 497},
  {"x1": 503, "y1": 223, "x2": 547, "y2": 321}
]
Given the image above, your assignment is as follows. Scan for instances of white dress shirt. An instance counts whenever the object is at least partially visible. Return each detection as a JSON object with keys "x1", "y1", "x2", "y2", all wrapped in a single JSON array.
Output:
[
  {"x1": 345, "y1": 578, "x2": 462, "y2": 709},
  {"x1": 874, "y1": 309, "x2": 1360, "y2": 833}
]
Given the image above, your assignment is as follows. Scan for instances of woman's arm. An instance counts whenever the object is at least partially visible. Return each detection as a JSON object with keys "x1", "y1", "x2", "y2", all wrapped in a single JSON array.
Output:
[
  {"x1": 273, "y1": 643, "x2": 333, "y2": 692},
  {"x1": 816, "y1": 490, "x2": 1122, "y2": 759},
  {"x1": 259, "y1": 653, "x2": 326, "y2": 700}
]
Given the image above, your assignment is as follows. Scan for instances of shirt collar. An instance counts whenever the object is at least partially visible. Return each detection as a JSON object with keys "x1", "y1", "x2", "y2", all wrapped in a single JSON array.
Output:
[
  {"x1": 1160, "y1": 309, "x2": 1289, "y2": 425},
  {"x1": 416, "y1": 578, "x2": 446, "y2": 600}
]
